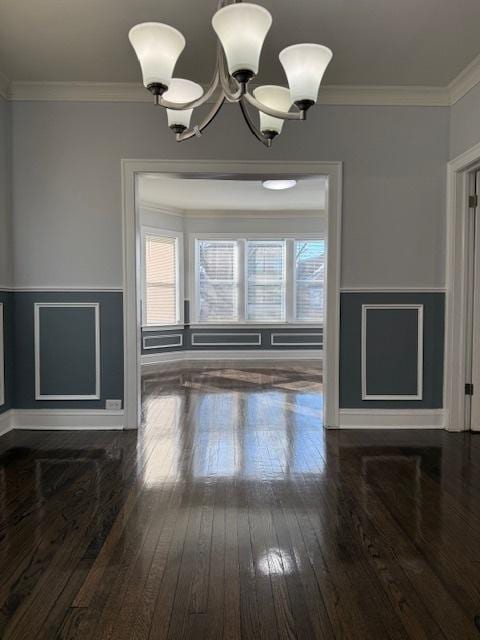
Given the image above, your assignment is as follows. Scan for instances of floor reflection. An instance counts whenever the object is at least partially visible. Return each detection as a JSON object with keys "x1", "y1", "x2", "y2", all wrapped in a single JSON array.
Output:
[
  {"x1": 141, "y1": 364, "x2": 324, "y2": 482},
  {"x1": 2, "y1": 364, "x2": 479, "y2": 639}
]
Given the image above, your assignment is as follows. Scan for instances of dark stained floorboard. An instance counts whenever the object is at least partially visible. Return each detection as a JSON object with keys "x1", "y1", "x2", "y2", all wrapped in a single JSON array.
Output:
[{"x1": 1, "y1": 362, "x2": 480, "y2": 638}]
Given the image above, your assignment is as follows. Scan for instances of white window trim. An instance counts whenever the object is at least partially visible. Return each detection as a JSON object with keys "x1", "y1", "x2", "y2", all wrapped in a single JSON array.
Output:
[
  {"x1": 141, "y1": 226, "x2": 184, "y2": 328},
  {"x1": 245, "y1": 239, "x2": 287, "y2": 323},
  {"x1": 190, "y1": 233, "x2": 324, "y2": 326}
]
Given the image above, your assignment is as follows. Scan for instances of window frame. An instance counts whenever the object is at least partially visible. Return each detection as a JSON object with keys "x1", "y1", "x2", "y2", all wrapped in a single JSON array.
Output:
[
  {"x1": 191, "y1": 233, "x2": 324, "y2": 327},
  {"x1": 141, "y1": 226, "x2": 184, "y2": 329},
  {"x1": 245, "y1": 239, "x2": 287, "y2": 323},
  {"x1": 195, "y1": 237, "x2": 241, "y2": 324}
]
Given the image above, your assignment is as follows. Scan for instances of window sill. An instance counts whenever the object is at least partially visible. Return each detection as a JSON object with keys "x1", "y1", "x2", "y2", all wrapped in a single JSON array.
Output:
[
  {"x1": 142, "y1": 324, "x2": 185, "y2": 332},
  {"x1": 189, "y1": 323, "x2": 323, "y2": 330}
]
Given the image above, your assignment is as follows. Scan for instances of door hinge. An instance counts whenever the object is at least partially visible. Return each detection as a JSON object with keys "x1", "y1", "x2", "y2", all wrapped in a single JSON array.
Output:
[
  {"x1": 469, "y1": 195, "x2": 478, "y2": 208},
  {"x1": 465, "y1": 383, "x2": 474, "y2": 396}
]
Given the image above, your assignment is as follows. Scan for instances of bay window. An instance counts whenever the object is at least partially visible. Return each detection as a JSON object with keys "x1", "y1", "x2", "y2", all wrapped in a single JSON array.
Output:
[{"x1": 194, "y1": 236, "x2": 324, "y2": 324}]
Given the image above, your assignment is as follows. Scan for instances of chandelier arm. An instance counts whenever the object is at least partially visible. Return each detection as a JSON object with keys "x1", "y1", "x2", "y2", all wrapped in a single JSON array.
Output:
[
  {"x1": 175, "y1": 91, "x2": 226, "y2": 141},
  {"x1": 239, "y1": 97, "x2": 270, "y2": 147},
  {"x1": 159, "y1": 70, "x2": 220, "y2": 110},
  {"x1": 244, "y1": 92, "x2": 305, "y2": 121}
]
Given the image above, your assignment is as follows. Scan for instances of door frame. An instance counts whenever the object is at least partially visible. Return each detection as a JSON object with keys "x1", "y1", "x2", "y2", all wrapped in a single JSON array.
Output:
[
  {"x1": 121, "y1": 159, "x2": 343, "y2": 430},
  {"x1": 445, "y1": 141, "x2": 480, "y2": 430}
]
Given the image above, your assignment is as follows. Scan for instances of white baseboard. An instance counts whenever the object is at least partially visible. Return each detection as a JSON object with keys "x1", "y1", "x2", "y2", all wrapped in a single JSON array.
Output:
[
  {"x1": 142, "y1": 349, "x2": 322, "y2": 369},
  {"x1": 11, "y1": 409, "x2": 125, "y2": 431},
  {"x1": 338, "y1": 409, "x2": 445, "y2": 429},
  {"x1": 0, "y1": 409, "x2": 13, "y2": 437}
]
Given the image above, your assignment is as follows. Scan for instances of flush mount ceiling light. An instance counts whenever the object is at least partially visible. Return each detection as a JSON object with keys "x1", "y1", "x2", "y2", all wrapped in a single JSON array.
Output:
[
  {"x1": 262, "y1": 179, "x2": 297, "y2": 190},
  {"x1": 128, "y1": 1, "x2": 332, "y2": 147}
]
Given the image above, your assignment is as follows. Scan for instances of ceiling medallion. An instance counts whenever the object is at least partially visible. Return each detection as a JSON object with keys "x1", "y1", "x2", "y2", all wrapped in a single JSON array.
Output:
[{"x1": 129, "y1": 1, "x2": 332, "y2": 146}]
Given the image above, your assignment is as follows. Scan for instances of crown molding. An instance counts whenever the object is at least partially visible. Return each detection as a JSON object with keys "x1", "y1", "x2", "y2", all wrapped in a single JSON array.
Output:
[
  {"x1": 183, "y1": 209, "x2": 324, "y2": 219},
  {"x1": 8, "y1": 79, "x2": 451, "y2": 107},
  {"x1": 9, "y1": 81, "x2": 150, "y2": 103},
  {"x1": 139, "y1": 200, "x2": 324, "y2": 219},
  {"x1": 318, "y1": 85, "x2": 450, "y2": 107},
  {"x1": 448, "y1": 52, "x2": 480, "y2": 105},
  {"x1": 5, "y1": 52, "x2": 480, "y2": 107},
  {"x1": 0, "y1": 71, "x2": 10, "y2": 100}
]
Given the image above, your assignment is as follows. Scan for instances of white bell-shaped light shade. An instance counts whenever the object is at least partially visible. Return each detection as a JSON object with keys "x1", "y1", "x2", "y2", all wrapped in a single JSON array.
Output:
[
  {"x1": 253, "y1": 85, "x2": 291, "y2": 135},
  {"x1": 129, "y1": 23, "x2": 186, "y2": 89},
  {"x1": 163, "y1": 78, "x2": 204, "y2": 129},
  {"x1": 279, "y1": 44, "x2": 332, "y2": 104},
  {"x1": 212, "y1": 3, "x2": 272, "y2": 77}
]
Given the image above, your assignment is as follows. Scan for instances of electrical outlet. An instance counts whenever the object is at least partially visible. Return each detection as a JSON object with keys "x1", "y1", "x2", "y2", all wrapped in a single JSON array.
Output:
[{"x1": 106, "y1": 399, "x2": 122, "y2": 410}]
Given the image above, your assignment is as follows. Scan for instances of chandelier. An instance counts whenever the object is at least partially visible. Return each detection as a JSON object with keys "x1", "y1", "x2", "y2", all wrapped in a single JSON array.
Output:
[{"x1": 128, "y1": 1, "x2": 332, "y2": 146}]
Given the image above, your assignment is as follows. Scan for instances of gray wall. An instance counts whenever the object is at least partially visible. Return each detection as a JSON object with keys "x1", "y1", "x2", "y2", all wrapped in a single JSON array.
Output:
[
  {"x1": 7, "y1": 99, "x2": 450, "y2": 411},
  {"x1": 0, "y1": 97, "x2": 12, "y2": 288},
  {"x1": 450, "y1": 83, "x2": 480, "y2": 159},
  {"x1": 0, "y1": 291, "x2": 14, "y2": 414},
  {"x1": 0, "y1": 97, "x2": 13, "y2": 415},
  {"x1": 12, "y1": 101, "x2": 449, "y2": 290}
]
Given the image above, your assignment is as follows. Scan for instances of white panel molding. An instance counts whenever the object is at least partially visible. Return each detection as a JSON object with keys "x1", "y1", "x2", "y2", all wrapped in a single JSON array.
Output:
[
  {"x1": 141, "y1": 349, "x2": 322, "y2": 368},
  {"x1": 448, "y1": 52, "x2": 480, "y2": 105},
  {"x1": 340, "y1": 286, "x2": 446, "y2": 293},
  {"x1": 271, "y1": 333, "x2": 323, "y2": 346},
  {"x1": 338, "y1": 409, "x2": 445, "y2": 429},
  {"x1": 11, "y1": 409, "x2": 124, "y2": 430},
  {"x1": 361, "y1": 304, "x2": 424, "y2": 401},
  {"x1": 34, "y1": 302, "x2": 101, "y2": 400},
  {"x1": 143, "y1": 333, "x2": 183, "y2": 350},
  {"x1": 191, "y1": 333, "x2": 262, "y2": 347},
  {"x1": 0, "y1": 304, "x2": 4, "y2": 407},
  {"x1": 0, "y1": 410, "x2": 13, "y2": 437},
  {"x1": 8, "y1": 80, "x2": 451, "y2": 107}
]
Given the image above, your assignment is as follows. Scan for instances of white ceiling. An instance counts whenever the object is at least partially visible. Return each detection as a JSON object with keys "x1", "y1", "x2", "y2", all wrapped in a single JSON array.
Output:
[
  {"x1": 138, "y1": 174, "x2": 327, "y2": 211},
  {"x1": 1, "y1": 0, "x2": 479, "y2": 87}
]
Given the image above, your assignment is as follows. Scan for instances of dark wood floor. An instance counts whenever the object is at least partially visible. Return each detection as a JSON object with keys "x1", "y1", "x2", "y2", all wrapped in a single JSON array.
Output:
[{"x1": 1, "y1": 362, "x2": 480, "y2": 639}]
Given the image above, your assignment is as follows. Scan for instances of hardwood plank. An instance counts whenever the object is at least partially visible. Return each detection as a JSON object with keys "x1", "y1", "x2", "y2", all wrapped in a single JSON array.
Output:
[{"x1": 1, "y1": 362, "x2": 480, "y2": 639}]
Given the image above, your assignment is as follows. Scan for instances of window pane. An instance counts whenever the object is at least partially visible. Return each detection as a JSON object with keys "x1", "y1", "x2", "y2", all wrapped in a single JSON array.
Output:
[
  {"x1": 198, "y1": 240, "x2": 238, "y2": 322},
  {"x1": 295, "y1": 240, "x2": 325, "y2": 322},
  {"x1": 296, "y1": 283, "x2": 324, "y2": 321},
  {"x1": 144, "y1": 234, "x2": 177, "y2": 326},
  {"x1": 247, "y1": 240, "x2": 285, "y2": 321},
  {"x1": 247, "y1": 284, "x2": 284, "y2": 321}
]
